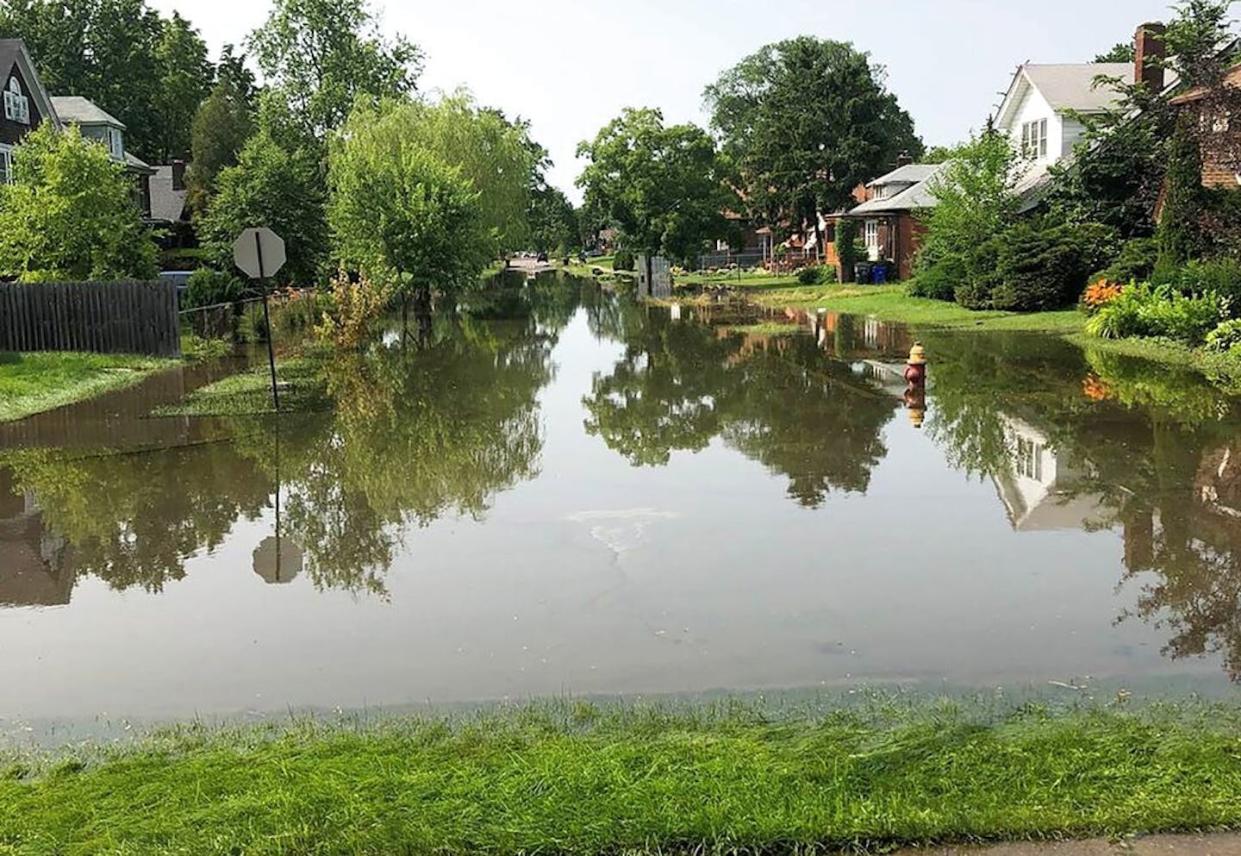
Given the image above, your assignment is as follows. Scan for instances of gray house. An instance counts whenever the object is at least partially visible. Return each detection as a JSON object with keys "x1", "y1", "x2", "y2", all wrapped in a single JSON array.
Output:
[{"x1": 51, "y1": 95, "x2": 155, "y2": 216}]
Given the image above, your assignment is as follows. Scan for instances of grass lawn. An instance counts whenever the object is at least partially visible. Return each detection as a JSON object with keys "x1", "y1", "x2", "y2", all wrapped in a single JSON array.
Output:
[
  {"x1": 0, "y1": 352, "x2": 171, "y2": 423},
  {"x1": 4, "y1": 700, "x2": 1241, "y2": 854}
]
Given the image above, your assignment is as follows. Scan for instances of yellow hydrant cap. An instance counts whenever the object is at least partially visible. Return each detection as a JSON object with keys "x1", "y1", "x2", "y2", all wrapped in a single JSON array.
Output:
[{"x1": 908, "y1": 342, "x2": 927, "y2": 365}]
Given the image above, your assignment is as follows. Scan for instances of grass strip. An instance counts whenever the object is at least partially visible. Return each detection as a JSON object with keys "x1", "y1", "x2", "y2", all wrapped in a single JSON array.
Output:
[
  {"x1": 153, "y1": 357, "x2": 328, "y2": 416},
  {"x1": 0, "y1": 352, "x2": 172, "y2": 423},
  {"x1": 3, "y1": 702, "x2": 1241, "y2": 854}
]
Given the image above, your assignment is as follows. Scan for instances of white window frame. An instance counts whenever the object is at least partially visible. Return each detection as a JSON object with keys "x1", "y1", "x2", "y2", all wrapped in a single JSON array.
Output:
[
  {"x1": 106, "y1": 126, "x2": 123, "y2": 160},
  {"x1": 864, "y1": 219, "x2": 880, "y2": 261},
  {"x1": 1021, "y1": 118, "x2": 1048, "y2": 160},
  {"x1": 0, "y1": 144, "x2": 12, "y2": 184},
  {"x1": 3, "y1": 76, "x2": 29, "y2": 125}
]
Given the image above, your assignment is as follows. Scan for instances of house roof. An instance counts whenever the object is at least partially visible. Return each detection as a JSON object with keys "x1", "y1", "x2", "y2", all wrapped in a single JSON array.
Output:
[
  {"x1": 1169, "y1": 63, "x2": 1241, "y2": 105},
  {"x1": 1022, "y1": 63, "x2": 1131, "y2": 112},
  {"x1": 866, "y1": 163, "x2": 940, "y2": 188},
  {"x1": 848, "y1": 164, "x2": 947, "y2": 215},
  {"x1": 149, "y1": 164, "x2": 188, "y2": 221},
  {"x1": 0, "y1": 38, "x2": 61, "y2": 131},
  {"x1": 51, "y1": 95, "x2": 125, "y2": 128}
]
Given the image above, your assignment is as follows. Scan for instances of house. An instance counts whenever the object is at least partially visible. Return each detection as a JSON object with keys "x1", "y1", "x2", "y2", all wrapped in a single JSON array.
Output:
[
  {"x1": 1168, "y1": 64, "x2": 1241, "y2": 191},
  {"x1": 839, "y1": 162, "x2": 945, "y2": 280},
  {"x1": 149, "y1": 160, "x2": 190, "y2": 225},
  {"x1": 0, "y1": 38, "x2": 59, "y2": 182},
  {"x1": 991, "y1": 415, "x2": 1108, "y2": 532},
  {"x1": 51, "y1": 95, "x2": 155, "y2": 217}
]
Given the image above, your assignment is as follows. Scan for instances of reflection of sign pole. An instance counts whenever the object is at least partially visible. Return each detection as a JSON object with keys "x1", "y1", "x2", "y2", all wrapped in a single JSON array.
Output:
[{"x1": 233, "y1": 227, "x2": 288, "y2": 412}]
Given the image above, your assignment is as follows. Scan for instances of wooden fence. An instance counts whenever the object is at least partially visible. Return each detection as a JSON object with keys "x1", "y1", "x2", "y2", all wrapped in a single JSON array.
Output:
[{"x1": 0, "y1": 280, "x2": 181, "y2": 357}]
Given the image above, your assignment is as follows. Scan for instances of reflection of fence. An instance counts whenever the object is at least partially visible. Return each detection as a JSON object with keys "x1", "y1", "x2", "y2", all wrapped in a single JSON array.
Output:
[{"x1": 0, "y1": 280, "x2": 181, "y2": 357}]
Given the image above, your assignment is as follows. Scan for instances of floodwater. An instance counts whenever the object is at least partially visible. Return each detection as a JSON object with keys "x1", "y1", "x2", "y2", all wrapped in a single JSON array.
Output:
[{"x1": 2, "y1": 276, "x2": 1241, "y2": 725}]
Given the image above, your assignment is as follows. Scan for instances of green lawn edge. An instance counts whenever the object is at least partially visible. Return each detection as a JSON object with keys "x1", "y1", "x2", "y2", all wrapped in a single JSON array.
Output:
[
  {"x1": 0, "y1": 352, "x2": 174, "y2": 423},
  {"x1": 4, "y1": 701, "x2": 1241, "y2": 854}
]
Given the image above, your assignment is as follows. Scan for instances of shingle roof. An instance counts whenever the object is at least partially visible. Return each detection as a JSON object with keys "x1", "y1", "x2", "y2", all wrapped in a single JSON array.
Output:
[
  {"x1": 866, "y1": 163, "x2": 941, "y2": 188},
  {"x1": 1022, "y1": 63, "x2": 1130, "y2": 113},
  {"x1": 849, "y1": 164, "x2": 947, "y2": 214},
  {"x1": 0, "y1": 39, "x2": 23, "y2": 75},
  {"x1": 51, "y1": 96, "x2": 124, "y2": 128}
]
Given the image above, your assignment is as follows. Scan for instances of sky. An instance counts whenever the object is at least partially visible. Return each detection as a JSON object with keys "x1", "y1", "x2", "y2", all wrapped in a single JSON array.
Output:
[{"x1": 151, "y1": 0, "x2": 1181, "y2": 202}]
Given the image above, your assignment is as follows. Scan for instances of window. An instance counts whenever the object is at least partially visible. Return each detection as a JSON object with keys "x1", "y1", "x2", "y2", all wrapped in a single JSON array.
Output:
[
  {"x1": 1015, "y1": 437, "x2": 1045, "y2": 482},
  {"x1": 1021, "y1": 118, "x2": 1048, "y2": 159},
  {"x1": 3, "y1": 76, "x2": 29, "y2": 125},
  {"x1": 106, "y1": 127, "x2": 124, "y2": 159},
  {"x1": 864, "y1": 219, "x2": 879, "y2": 248},
  {"x1": 0, "y1": 145, "x2": 11, "y2": 184}
]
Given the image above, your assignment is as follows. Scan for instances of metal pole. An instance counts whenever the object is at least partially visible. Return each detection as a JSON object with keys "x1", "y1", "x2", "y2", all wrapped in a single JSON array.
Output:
[{"x1": 255, "y1": 232, "x2": 280, "y2": 412}]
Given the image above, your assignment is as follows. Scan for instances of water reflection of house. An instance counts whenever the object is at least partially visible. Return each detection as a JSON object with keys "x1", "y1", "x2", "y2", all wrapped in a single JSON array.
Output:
[
  {"x1": 0, "y1": 468, "x2": 74, "y2": 607},
  {"x1": 993, "y1": 416, "x2": 1109, "y2": 532}
]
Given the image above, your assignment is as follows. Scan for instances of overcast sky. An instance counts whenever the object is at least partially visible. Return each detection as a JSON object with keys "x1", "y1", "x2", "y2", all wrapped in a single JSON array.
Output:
[{"x1": 151, "y1": 0, "x2": 1184, "y2": 202}]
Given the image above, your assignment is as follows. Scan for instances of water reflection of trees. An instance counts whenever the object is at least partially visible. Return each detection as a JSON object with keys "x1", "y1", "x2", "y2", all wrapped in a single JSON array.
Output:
[
  {"x1": 0, "y1": 279, "x2": 583, "y2": 601},
  {"x1": 922, "y1": 329, "x2": 1241, "y2": 680},
  {"x1": 583, "y1": 305, "x2": 898, "y2": 507}
]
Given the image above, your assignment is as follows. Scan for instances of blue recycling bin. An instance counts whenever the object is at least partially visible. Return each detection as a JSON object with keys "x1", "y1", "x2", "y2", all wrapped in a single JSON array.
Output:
[{"x1": 872, "y1": 262, "x2": 889, "y2": 284}]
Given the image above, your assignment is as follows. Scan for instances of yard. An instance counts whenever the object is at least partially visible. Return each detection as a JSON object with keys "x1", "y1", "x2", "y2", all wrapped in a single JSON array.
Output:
[{"x1": 0, "y1": 352, "x2": 172, "y2": 423}]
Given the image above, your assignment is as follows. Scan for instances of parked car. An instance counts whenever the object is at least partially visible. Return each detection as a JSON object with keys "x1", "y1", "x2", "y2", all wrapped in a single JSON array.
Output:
[{"x1": 537, "y1": 251, "x2": 548, "y2": 263}]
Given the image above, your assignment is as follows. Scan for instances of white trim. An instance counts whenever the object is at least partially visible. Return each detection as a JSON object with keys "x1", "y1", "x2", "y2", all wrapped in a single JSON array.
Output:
[
  {"x1": 5, "y1": 42, "x2": 59, "y2": 131},
  {"x1": 0, "y1": 143, "x2": 13, "y2": 184}
]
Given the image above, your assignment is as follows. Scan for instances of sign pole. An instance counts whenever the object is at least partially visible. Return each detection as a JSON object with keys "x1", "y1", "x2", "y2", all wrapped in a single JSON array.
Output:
[{"x1": 255, "y1": 231, "x2": 281, "y2": 413}]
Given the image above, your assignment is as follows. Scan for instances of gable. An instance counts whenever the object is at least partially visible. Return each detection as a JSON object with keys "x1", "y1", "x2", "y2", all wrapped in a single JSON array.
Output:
[{"x1": 0, "y1": 40, "x2": 59, "y2": 138}]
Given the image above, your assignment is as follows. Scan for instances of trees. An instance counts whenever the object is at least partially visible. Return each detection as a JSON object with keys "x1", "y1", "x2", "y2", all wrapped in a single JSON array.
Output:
[
  {"x1": 248, "y1": 0, "x2": 422, "y2": 140},
  {"x1": 328, "y1": 100, "x2": 488, "y2": 310},
  {"x1": 199, "y1": 126, "x2": 328, "y2": 286},
  {"x1": 577, "y1": 108, "x2": 733, "y2": 264},
  {"x1": 187, "y1": 78, "x2": 256, "y2": 215},
  {"x1": 0, "y1": 123, "x2": 156, "y2": 281},
  {"x1": 151, "y1": 12, "x2": 214, "y2": 162},
  {"x1": 914, "y1": 127, "x2": 1021, "y2": 299},
  {"x1": 0, "y1": 0, "x2": 212, "y2": 161},
  {"x1": 1095, "y1": 43, "x2": 1136, "y2": 63},
  {"x1": 528, "y1": 186, "x2": 580, "y2": 255},
  {"x1": 704, "y1": 37, "x2": 922, "y2": 243}
]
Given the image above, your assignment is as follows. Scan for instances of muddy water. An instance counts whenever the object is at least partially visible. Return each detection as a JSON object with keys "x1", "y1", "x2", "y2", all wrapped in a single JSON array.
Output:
[{"x1": 2, "y1": 278, "x2": 1240, "y2": 723}]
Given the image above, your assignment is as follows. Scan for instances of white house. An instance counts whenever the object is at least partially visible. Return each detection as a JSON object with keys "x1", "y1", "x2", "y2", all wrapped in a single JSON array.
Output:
[{"x1": 992, "y1": 415, "x2": 1108, "y2": 532}]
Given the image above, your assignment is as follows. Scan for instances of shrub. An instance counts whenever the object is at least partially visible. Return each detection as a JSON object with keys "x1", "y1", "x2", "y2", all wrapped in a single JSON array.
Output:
[
  {"x1": 315, "y1": 272, "x2": 391, "y2": 350},
  {"x1": 183, "y1": 268, "x2": 246, "y2": 310},
  {"x1": 797, "y1": 264, "x2": 834, "y2": 285},
  {"x1": 908, "y1": 258, "x2": 961, "y2": 301},
  {"x1": 1091, "y1": 238, "x2": 1158, "y2": 284},
  {"x1": 991, "y1": 222, "x2": 1118, "y2": 312},
  {"x1": 1085, "y1": 284, "x2": 1222, "y2": 343},
  {"x1": 1169, "y1": 257, "x2": 1241, "y2": 308},
  {"x1": 836, "y1": 219, "x2": 862, "y2": 283},
  {"x1": 613, "y1": 249, "x2": 636, "y2": 271},
  {"x1": 1206, "y1": 318, "x2": 1241, "y2": 352}
]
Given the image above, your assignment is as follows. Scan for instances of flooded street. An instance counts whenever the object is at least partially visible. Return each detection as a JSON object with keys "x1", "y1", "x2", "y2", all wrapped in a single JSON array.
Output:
[{"x1": 3, "y1": 278, "x2": 1240, "y2": 723}]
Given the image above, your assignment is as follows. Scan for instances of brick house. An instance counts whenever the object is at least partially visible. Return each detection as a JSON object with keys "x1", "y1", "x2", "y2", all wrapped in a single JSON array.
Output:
[
  {"x1": 837, "y1": 163, "x2": 943, "y2": 281},
  {"x1": 1168, "y1": 64, "x2": 1241, "y2": 191}
]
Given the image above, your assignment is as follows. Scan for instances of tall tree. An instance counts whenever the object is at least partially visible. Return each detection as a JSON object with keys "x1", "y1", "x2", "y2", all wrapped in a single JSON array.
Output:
[
  {"x1": 528, "y1": 186, "x2": 580, "y2": 255},
  {"x1": 248, "y1": 0, "x2": 422, "y2": 139},
  {"x1": 704, "y1": 37, "x2": 923, "y2": 244},
  {"x1": 576, "y1": 108, "x2": 734, "y2": 264},
  {"x1": 187, "y1": 78, "x2": 255, "y2": 215},
  {"x1": 152, "y1": 12, "x2": 214, "y2": 162},
  {"x1": 199, "y1": 119, "x2": 328, "y2": 286},
  {"x1": 328, "y1": 99, "x2": 507, "y2": 311},
  {"x1": 1095, "y1": 42, "x2": 1136, "y2": 63}
]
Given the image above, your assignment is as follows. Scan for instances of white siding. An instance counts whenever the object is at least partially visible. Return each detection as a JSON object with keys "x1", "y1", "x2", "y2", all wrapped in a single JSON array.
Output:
[{"x1": 1003, "y1": 83, "x2": 1066, "y2": 165}]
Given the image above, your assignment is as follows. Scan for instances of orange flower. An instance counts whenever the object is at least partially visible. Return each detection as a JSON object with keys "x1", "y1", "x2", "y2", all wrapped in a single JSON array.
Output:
[
  {"x1": 1082, "y1": 373, "x2": 1111, "y2": 402},
  {"x1": 1083, "y1": 279, "x2": 1124, "y2": 311}
]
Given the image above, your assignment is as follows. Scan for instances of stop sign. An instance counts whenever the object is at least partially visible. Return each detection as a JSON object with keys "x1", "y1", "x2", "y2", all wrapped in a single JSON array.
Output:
[{"x1": 232, "y1": 227, "x2": 287, "y2": 280}]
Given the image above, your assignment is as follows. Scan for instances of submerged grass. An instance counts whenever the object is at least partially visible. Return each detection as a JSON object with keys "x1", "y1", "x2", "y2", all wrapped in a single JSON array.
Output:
[
  {"x1": 3, "y1": 699, "x2": 1241, "y2": 854},
  {"x1": 0, "y1": 352, "x2": 171, "y2": 423},
  {"x1": 154, "y1": 356, "x2": 329, "y2": 416}
]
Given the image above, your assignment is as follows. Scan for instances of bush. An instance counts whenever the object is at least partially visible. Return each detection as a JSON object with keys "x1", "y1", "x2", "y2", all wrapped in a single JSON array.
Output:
[
  {"x1": 1085, "y1": 284, "x2": 1223, "y2": 343},
  {"x1": 1206, "y1": 318, "x2": 1241, "y2": 352},
  {"x1": 907, "y1": 267, "x2": 958, "y2": 301},
  {"x1": 1169, "y1": 257, "x2": 1241, "y2": 308},
  {"x1": 990, "y1": 222, "x2": 1118, "y2": 312},
  {"x1": 315, "y1": 273, "x2": 391, "y2": 350},
  {"x1": 183, "y1": 268, "x2": 246, "y2": 310},
  {"x1": 796, "y1": 264, "x2": 834, "y2": 285},
  {"x1": 1091, "y1": 238, "x2": 1158, "y2": 284},
  {"x1": 613, "y1": 249, "x2": 636, "y2": 271}
]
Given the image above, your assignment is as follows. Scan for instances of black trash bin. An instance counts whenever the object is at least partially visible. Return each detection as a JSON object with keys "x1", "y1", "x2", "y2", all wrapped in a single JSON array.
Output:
[{"x1": 853, "y1": 261, "x2": 874, "y2": 284}]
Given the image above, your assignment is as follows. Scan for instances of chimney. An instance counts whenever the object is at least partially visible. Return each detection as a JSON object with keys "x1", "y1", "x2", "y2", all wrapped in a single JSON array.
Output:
[
  {"x1": 171, "y1": 159, "x2": 186, "y2": 192},
  {"x1": 895, "y1": 150, "x2": 913, "y2": 168},
  {"x1": 1135, "y1": 22, "x2": 1167, "y2": 92}
]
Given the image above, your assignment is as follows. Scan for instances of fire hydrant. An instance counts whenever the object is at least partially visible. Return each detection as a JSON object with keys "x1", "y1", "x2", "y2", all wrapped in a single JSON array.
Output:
[{"x1": 904, "y1": 341, "x2": 927, "y2": 385}]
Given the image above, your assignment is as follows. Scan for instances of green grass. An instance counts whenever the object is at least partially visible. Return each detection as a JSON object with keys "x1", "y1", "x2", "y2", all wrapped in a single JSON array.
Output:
[
  {"x1": 154, "y1": 356, "x2": 327, "y2": 416},
  {"x1": 726, "y1": 321, "x2": 805, "y2": 336},
  {"x1": 739, "y1": 284, "x2": 1085, "y2": 333},
  {"x1": 4, "y1": 700, "x2": 1241, "y2": 854},
  {"x1": 0, "y1": 352, "x2": 171, "y2": 423}
]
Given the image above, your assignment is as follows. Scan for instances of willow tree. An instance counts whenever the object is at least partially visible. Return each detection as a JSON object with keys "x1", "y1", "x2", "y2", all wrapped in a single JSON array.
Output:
[{"x1": 329, "y1": 100, "x2": 483, "y2": 322}]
